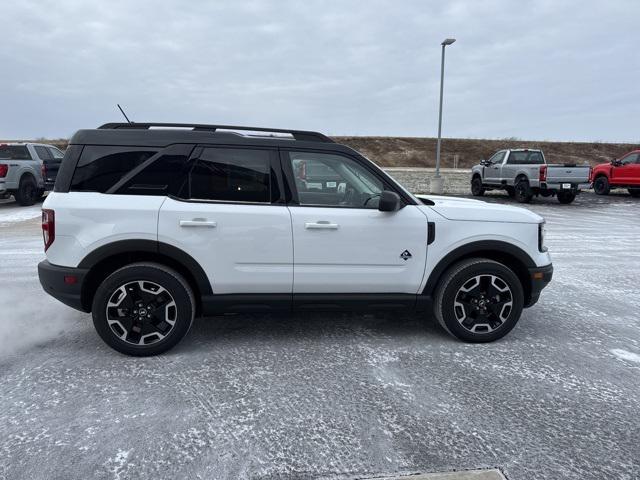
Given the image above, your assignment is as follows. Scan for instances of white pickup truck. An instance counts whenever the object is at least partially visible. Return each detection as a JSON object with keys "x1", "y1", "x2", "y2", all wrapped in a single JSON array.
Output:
[
  {"x1": 38, "y1": 123, "x2": 553, "y2": 356},
  {"x1": 470, "y1": 149, "x2": 592, "y2": 204}
]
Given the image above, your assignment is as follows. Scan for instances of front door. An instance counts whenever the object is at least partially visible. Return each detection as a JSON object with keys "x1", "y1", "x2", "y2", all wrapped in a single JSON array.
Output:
[
  {"x1": 483, "y1": 151, "x2": 506, "y2": 184},
  {"x1": 283, "y1": 150, "x2": 428, "y2": 294},
  {"x1": 158, "y1": 146, "x2": 293, "y2": 294},
  {"x1": 611, "y1": 153, "x2": 640, "y2": 185}
]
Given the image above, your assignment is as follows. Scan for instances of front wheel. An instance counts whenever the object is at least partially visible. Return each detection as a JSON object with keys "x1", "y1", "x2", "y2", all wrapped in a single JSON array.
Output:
[
  {"x1": 434, "y1": 258, "x2": 524, "y2": 342},
  {"x1": 471, "y1": 177, "x2": 485, "y2": 196},
  {"x1": 593, "y1": 176, "x2": 610, "y2": 195},
  {"x1": 557, "y1": 191, "x2": 576, "y2": 204},
  {"x1": 92, "y1": 263, "x2": 195, "y2": 356},
  {"x1": 629, "y1": 188, "x2": 640, "y2": 198}
]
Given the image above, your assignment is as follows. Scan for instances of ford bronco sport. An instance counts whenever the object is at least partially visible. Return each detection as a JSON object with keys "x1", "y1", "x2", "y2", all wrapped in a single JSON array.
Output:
[{"x1": 38, "y1": 123, "x2": 553, "y2": 356}]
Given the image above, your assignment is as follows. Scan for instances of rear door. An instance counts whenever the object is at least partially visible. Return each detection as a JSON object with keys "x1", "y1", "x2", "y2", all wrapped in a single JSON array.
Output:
[
  {"x1": 283, "y1": 149, "x2": 428, "y2": 294},
  {"x1": 158, "y1": 146, "x2": 293, "y2": 294}
]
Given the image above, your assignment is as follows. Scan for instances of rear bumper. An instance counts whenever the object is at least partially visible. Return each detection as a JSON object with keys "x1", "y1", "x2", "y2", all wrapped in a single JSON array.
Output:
[
  {"x1": 541, "y1": 182, "x2": 591, "y2": 192},
  {"x1": 525, "y1": 263, "x2": 553, "y2": 308},
  {"x1": 38, "y1": 260, "x2": 89, "y2": 312}
]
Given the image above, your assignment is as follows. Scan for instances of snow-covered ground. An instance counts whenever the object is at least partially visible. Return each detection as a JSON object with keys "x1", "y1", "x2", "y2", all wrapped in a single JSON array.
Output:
[{"x1": 0, "y1": 193, "x2": 638, "y2": 480}]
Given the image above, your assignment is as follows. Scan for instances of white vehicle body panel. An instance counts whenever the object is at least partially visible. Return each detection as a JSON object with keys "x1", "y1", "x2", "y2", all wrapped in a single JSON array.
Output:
[
  {"x1": 288, "y1": 205, "x2": 429, "y2": 294},
  {"x1": 158, "y1": 197, "x2": 293, "y2": 294},
  {"x1": 43, "y1": 192, "x2": 164, "y2": 267}
]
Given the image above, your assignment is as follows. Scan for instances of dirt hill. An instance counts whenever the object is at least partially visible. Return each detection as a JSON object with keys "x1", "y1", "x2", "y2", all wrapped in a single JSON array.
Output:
[{"x1": 5, "y1": 136, "x2": 638, "y2": 169}]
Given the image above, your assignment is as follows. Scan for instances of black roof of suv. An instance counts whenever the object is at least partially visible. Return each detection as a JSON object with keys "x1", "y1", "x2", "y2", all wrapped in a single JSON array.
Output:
[{"x1": 69, "y1": 122, "x2": 340, "y2": 149}]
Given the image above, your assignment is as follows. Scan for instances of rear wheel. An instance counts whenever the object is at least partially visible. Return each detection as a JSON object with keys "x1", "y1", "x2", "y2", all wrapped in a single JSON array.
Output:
[
  {"x1": 557, "y1": 191, "x2": 576, "y2": 204},
  {"x1": 471, "y1": 177, "x2": 485, "y2": 196},
  {"x1": 91, "y1": 263, "x2": 195, "y2": 356},
  {"x1": 514, "y1": 179, "x2": 533, "y2": 203},
  {"x1": 629, "y1": 188, "x2": 640, "y2": 198},
  {"x1": 593, "y1": 176, "x2": 610, "y2": 195},
  {"x1": 434, "y1": 258, "x2": 524, "y2": 342},
  {"x1": 15, "y1": 175, "x2": 38, "y2": 206}
]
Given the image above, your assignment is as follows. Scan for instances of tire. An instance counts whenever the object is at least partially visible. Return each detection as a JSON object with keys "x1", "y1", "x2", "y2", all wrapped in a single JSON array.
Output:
[
  {"x1": 434, "y1": 258, "x2": 524, "y2": 343},
  {"x1": 593, "y1": 176, "x2": 610, "y2": 195},
  {"x1": 557, "y1": 191, "x2": 576, "y2": 204},
  {"x1": 514, "y1": 178, "x2": 533, "y2": 203},
  {"x1": 91, "y1": 262, "x2": 196, "y2": 356},
  {"x1": 628, "y1": 189, "x2": 640, "y2": 198},
  {"x1": 471, "y1": 176, "x2": 485, "y2": 196},
  {"x1": 506, "y1": 186, "x2": 515, "y2": 198},
  {"x1": 15, "y1": 175, "x2": 38, "y2": 206}
]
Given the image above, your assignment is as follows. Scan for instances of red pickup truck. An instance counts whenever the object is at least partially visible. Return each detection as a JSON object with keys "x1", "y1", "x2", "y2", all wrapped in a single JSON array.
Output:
[{"x1": 592, "y1": 150, "x2": 640, "y2": 197}]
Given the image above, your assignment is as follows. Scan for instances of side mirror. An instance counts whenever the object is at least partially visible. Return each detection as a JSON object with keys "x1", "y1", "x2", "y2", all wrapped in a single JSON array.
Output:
[
  {"x1": 611, "y1": 159, "x2": 622, "y2": 166},
  {"x1": 378, "y1": 190, "x2": 401, "y2": 212}
]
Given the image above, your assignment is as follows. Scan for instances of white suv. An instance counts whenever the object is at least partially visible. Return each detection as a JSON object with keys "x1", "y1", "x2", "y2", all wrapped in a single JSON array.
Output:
[{"x1": 38, "y1": 123, "x2": 553, "y2": 356}]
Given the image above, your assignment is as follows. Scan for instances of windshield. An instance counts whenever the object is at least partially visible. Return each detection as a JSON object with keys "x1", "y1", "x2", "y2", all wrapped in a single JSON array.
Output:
[{"x1": 0, "y1": 145, "x2": 32, "y2": 160}]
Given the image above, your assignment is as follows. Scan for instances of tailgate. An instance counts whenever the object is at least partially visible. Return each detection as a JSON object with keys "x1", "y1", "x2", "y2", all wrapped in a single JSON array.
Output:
[{"x1": 546, "y1": 165, "x2": 591, "y2": 183}]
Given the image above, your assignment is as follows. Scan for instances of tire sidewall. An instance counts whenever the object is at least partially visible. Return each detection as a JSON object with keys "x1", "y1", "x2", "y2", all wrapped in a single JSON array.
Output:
[
  {"x1": 594, "y1": 176, "x2": 609, "y2": 195},
  {"x1": 514, "y1": 179, "x2": 532, "y2": 203},
  {"x1": 471, "y1": 177, "x2": 484, "y2": 196},
  {"x1": 17, "y1": 176, "x2": 37, "y2": 206},
  {"x1": 92, "y1": 264, "x2": 194, "y2": 356},
  {"x1": 438, "y1": 261, "x2": 524, "y2": 342}
]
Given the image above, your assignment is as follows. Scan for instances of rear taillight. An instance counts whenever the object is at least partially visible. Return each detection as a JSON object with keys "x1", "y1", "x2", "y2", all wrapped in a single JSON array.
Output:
[
  {"x1": 539, "y1": 165, "x2": 547, "y2": 182},
  {"x1": 41, "y1": 163, "x2": 47, "y2": 180},
  {"x1": 42, "y1": 209, "x2": 55, "y2": 251},
  {"x1": 0, "y1": 164, "x2": 8, "y2": 178},
  {"x1": 588, "y1": 167, "x2": 593, "y2": 183}
]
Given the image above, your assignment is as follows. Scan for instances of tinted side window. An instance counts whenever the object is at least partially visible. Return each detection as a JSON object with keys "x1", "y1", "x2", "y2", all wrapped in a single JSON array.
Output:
[
  {"x1": 71, "y1": 147, "x2": 158, "y2": 192},
  {"x1": 115, "y1": 151, "x2": 192, "y2": 196},
  {"x1": 621, "y1": 153, "x2": 639, "y2": 165},
  {"x1": 186, "y1": 148, "x2": 271, "y2": 203},
  {"x1": 34, "y1": 146, "x2": 53, "y2": 161},
  {"x1": 48, "y1": 147, "x2": 65, "y2": 160},
  {"x1": 489, "y1": 151, "x2": 505, "y2": 164}
]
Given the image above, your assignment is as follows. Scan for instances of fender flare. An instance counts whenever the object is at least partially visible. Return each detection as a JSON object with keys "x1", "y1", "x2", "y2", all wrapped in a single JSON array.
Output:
[
  {"x1": 422, "y1": 240, "x2": 536, "y2": 296},
  {"x1": 78, "y1": 240, "x2": 213, "y2": 295}
]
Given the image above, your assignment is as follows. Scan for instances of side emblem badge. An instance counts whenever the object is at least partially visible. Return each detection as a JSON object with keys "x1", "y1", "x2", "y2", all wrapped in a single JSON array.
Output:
[{"x1": 400, "y1": 250, "x2": 412, "y2": 261}]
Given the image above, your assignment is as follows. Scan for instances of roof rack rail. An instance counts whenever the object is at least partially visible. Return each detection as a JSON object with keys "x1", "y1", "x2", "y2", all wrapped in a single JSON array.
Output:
[{"x1": 98, "y1": 122, "x2": 334, "y2": 143}]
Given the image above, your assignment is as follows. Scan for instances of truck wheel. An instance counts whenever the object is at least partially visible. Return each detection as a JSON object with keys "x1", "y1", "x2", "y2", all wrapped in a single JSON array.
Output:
[
  {"x1": 15, "y1": 175, "x2": 38, "y2": 206},
  {"x1": 91, "y1": 263, "x2": 195, "y2": 356},
  {"x1": 593, "y1": 176, "x2": 610, "y2": 195},
  {"x1": 514, "y1": 179, "x2": 533, "y2": 203},
  {"x1": 434, "y1": 258, "x2": 524, "y2": 342},
  {"x1": 471, "y1": 177, "x2": 485, "y2": 196},
  {"x1": 557, "y1": 191, "x2": 576, "y2": 204},
  {"x1": 506, "y1": 186, "x2": 515, "y2": 198},
  {"x1": 628, "y1": 189, "x2": 640, "y2": 198}
]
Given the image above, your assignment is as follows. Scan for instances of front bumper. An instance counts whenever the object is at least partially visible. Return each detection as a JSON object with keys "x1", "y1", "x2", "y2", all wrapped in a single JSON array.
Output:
[
  {"x1": 525, "y1": 263, "x2": 553, "y2": 307},
  {"x1": 38, "y1": 260, "x2": 89, "y2": 312}
]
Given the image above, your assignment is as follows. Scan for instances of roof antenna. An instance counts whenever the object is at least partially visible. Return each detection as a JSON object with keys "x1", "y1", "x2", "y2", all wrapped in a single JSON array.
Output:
[{"x1": 117, "y1": 104, "x2": 133, "y2": 124}]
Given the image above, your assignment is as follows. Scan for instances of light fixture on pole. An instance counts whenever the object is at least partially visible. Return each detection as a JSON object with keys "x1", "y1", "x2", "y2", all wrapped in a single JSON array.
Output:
[{"x1": 432, "y1": 37, "x2": 456, "y2": 195}]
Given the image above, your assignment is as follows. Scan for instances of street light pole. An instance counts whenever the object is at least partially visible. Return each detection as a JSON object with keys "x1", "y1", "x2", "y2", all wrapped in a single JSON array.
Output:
[{"x1": 432, "y1": 37, "x2": 455, "y2": 194}]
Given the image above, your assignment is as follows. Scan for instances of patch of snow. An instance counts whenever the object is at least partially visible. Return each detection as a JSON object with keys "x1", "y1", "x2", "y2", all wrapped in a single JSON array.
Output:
[
  {"x1": 0, "y1": 205, "x2": 41, "y2": 225},
  {"x1": 610, "y1": 349, "x2": 640, "y2": 364}
]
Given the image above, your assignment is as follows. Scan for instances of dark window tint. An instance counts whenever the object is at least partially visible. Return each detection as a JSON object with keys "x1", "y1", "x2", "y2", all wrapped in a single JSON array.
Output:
[
  {"x1": 488, "y1": 151, "x2": 505, "y2": 164},
  {"x1": 621, "y1": 153, "x2": 639, "y2": 165},
  {"x1": 115, "y1": 152, "x2": 192, "y2": 196},
  {"x1": 71, "y1": 147, "x2": 158, "y2": 192},
  {"x1": 508, "y1": 151, "x2": 544, "y2": 165},
  {"x1": 0, "y1": 145, "x2": 32, "y2": 160},
  {"x1": 34, "y1": 146, "x2": 53, "y2": 160},
  {"x1": 187, "y1": 148, "x2": 271, "y2": 203}
]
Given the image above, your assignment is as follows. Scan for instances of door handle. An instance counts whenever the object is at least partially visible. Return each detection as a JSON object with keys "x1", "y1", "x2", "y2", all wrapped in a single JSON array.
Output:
[
  {"x1": 304, "y1": 221, "x2": 339, "y2": 230},
  {"x1": 179, "y1": 219, "x2": 217, "y2": 228}
]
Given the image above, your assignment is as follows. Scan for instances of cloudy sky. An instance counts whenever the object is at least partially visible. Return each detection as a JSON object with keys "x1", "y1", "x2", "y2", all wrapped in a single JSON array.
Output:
[{"x1": 1, "y1": 0, "x2": 638, "y2": 142}]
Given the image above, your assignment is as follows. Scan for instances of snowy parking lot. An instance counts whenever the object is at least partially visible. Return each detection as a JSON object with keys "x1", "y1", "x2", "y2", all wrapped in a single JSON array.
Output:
[{"x1": 0, "y1": 193, "x2": 638, "y2": 480}]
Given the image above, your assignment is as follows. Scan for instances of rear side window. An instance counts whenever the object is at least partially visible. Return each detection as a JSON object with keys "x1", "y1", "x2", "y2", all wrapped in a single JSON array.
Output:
[
  {"x1": 34, "y1": 146, "x2": 53, "y2": 161},
  {"x1": 0, "y1": 145, "x2": 32, "y2": 160},
  {"x1": 48, "y1": 147, "x2": 65, "y2": 160},
  {"x1": 71, "y1": 147, "x2": 158, "y2": 192},
  {"x1": 186, "y1": 148, "x2": 272, "y2": 203}
]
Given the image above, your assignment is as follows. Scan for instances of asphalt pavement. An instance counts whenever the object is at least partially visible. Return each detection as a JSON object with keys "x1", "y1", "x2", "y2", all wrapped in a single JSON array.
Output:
[{"x1": 0, "y1": 192, "x2": 638, "y2": 480}]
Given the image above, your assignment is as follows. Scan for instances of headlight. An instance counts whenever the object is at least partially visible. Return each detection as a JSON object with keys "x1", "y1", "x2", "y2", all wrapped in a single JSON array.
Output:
[{"x1": 538, "y1": 221, "x2": 547, "y2": 252}]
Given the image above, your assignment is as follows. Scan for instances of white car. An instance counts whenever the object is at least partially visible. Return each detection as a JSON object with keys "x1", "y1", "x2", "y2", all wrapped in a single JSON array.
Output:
[{"x1": 38, "y1": 123, "x2": 553, "y2": 356}]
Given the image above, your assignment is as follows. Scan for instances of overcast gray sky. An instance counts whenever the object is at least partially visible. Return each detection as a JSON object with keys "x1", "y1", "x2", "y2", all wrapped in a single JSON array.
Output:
[{"x1": 1, "y1": 0, "x2": 638, "y2": 142}]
